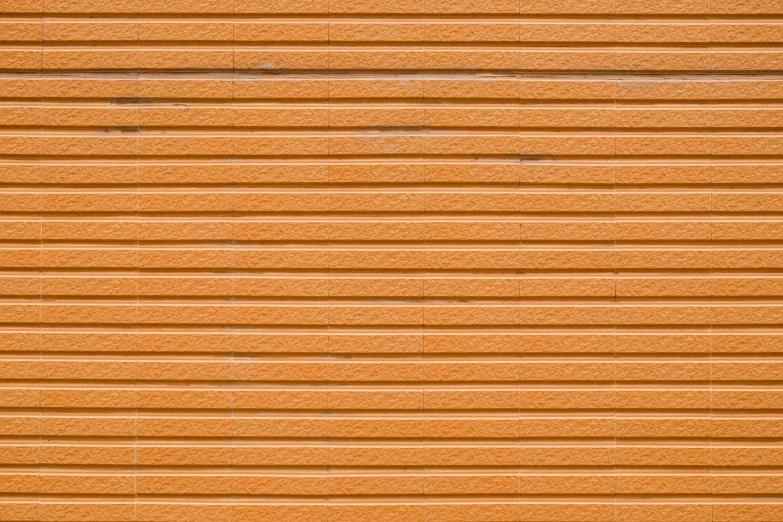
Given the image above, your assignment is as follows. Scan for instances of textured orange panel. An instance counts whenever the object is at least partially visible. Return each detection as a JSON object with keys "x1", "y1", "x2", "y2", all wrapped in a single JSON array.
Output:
[{"x1": 1, "y1": 1, "x2": 783, "y2": 521}]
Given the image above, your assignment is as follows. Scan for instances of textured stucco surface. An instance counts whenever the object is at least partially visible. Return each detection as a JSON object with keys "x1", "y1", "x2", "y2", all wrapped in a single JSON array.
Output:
[{"x1": 2, "y1": 1, "x2": 783, "y2": 520}]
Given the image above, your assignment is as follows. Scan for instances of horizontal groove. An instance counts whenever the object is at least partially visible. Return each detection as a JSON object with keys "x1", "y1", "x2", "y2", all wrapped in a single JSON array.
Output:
[
  {"x1": 5, "y1": 465, "x2": 783, "y2": 474},
  {"x1": 7, "y1": 297, "x2": 783, "y2": 305},
  {"x1": 5, "y1": 100, "x2": 783, "y2": 108},
  {"x1": 5, "y1": 69, "x2": 783, "y2": 77},
  {"x1": 4, "y1": 323, "x2": 780, "y2": 331},
  {"x1": 0, "y1": 352, "x2": 778, "y2": 360},
  {"x1": 7, "y1": 13, "x2": 783, "y2": 21},
  {"x1": 1, "y1": 381, "x2": 782, "y2": 389},
  {"x1": 4, "y1": 240, "x2": 783, "y2": 248},
  {"x1": 3, "y1": 71, "x2": 783, "y2": 79},
  {"x1": 0, "y1": 183, "x2": 782, "y2": 190},
  {"x1": 4, "y1": 465, "x2": 783, "y2": 474},
  {"x1": 9, "y1": 130, "x2": 783, "y2": 136},
  {"x1": 0, "y1": 351, "x2": 779, "y2": 359},
  {"x1": 0, "y1": 494, "x2": 781, "y2": 504},
  {"x1": 9, "y1": 42, "x2": 783, "y2": 50},
  {"x1": 0, "y1": 465, "x2": 751, "y2": 472},
  {"x1": 9, "y1": 126, "x2": 783, "y2": 134},
  {"x1": 11, "y1": 102, "x2": 783, "y2": 108},
  {"x1": 0, "y1": 158, "x2": 781, "y2": 165},
  {"x1": 0, "y1": 493, "x2": 777, "y2": 501},
  {"x1": 4, "y1": 269, "x2": 783, "y2": 277},
  {"x1": 12, "y1": 127, "x2": 783, "y2": 134},
  {"x1": 0, "y1": 437, "x2": 780, "y2": 444},
  {"x1": 1, "y1": 410, "x2": 782, "y2": 419},
  {"x1": 9, "y1": 129, "x2": 783, "y2": 136},
  {"x1": 2, "y1": 324, "x2": 774, "y2": 330},
  {"x1": 12, "y1": 154, "x2": 783, "y2": 161},
  {"x1": 0, "y1": 436, "x2": 774, "y2": 444}
]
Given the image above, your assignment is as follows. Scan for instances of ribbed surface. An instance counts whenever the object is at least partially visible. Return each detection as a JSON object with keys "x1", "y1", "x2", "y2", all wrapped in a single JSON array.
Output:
[{"x1": 2, "y1": 1, "x2": 783, "y2": 521}]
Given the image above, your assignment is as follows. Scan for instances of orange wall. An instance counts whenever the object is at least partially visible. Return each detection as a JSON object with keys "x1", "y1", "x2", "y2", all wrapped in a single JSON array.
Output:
[{"x1": 2, "y1": 1, "x2": 783, "y2": 521}]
